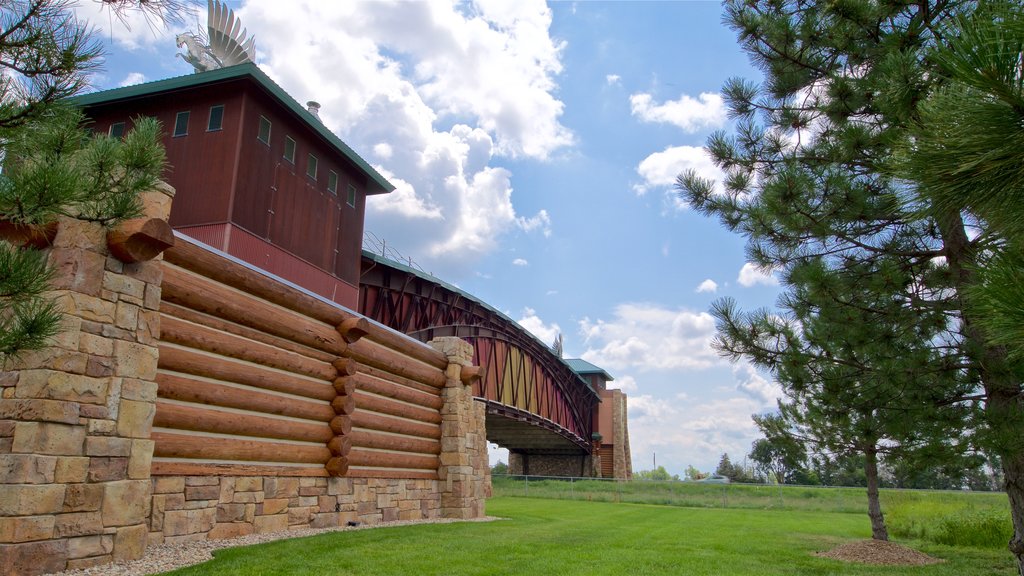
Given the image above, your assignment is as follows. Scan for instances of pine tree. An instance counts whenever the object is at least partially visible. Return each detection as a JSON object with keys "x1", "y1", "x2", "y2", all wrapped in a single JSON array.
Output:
[
  {"x1": 677, "y1": 0, "x2": 1024, "y2": 563},
  {"x1": 0, "y1": 1, "x2": 172, "y2": 363}
]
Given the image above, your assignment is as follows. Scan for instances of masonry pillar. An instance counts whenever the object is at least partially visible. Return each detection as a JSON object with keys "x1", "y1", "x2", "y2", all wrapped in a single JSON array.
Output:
[
  {"x1": 0, "y1": 184, "x2": 174, "y2": 575},
  {"x1": 429, "y1": 337, "x2": 486, "y2": 519}
]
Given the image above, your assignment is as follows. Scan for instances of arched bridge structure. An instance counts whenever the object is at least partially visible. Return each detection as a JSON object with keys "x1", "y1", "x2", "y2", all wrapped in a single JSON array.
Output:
[{"x1": 359, "y1": 251, "x2": 600, "y2": 466}]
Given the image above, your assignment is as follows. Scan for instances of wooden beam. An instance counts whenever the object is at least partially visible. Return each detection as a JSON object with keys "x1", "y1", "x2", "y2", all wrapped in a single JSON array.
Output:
[
  {"x1": 151, "y1": 461, "x2": 328, "y2": 477},
  {"x1": 161, "y1": 301, "x2": 336, "y2": 363},
  {"x1": 107, "y1": 217, "x2": 174, "y2": 263},
  {"x1": 349, "y1": 412, "x2": 440, "y2": 440},
  {"x1": 349, "y1": 430, "x2": 440, "y2": 455},
  {"x1": 327, "y1": 435, "x2": 352, "y2": 456},
  {"x1": 161, "y1": 314, "x2": 335, "y2": 382},
  {"x1": 461, "y1": 365, "x2": 482, "y2": 386},
  {"x1": 152, "y1": 431, "x2": 330, "y2": 464},
  {"x1": 153, "y1": 402, "x2": 333, "y2": 443},
  {"x1": 351, "y1": 391, "x2": 441, "y2": 424},
  {"x1": 156, "y1": 372, "x2": 334, "y2": 422},
  {"x1": 161, "y1": 262, "x2": 348, "y2": 356},
  {"x1": 337, "y1": 318, "x2": 369, "y2": 344},
  {"x1": 331, "y1": 395, "x2": 356, "y2": 415},
  {"x1": 158, "y1": 344, "x2": 335, "y2": 402},
  {"x1": 356, "y1": 365, "x2": 442, "y2": 396},
  {"x1": 352, "y1": 373, "x2": 442, "y2": 410},
  {"x1": 330, "y1": 416, "x2": 352, "y2": 435},
  {"x1": 332, "y1": 358, "x2": 358, "y2": 377},
  {"x1": 347, "y1": 449, "x2": 438, "y2": 471},
  {"x1": 325, "y1": 456, "x2": 349, "y2": 477},
  {"x1": 333, "y1": 376, "x2": 356, "y2": 397},
  {"x1": 346, "y1": 339, "x2": 446, "y2": 389}
]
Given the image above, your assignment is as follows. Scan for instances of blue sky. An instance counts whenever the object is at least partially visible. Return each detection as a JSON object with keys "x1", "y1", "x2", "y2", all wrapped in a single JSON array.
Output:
[{"x1": 81, "y1": 0, "x2": 785, "y2": 477}]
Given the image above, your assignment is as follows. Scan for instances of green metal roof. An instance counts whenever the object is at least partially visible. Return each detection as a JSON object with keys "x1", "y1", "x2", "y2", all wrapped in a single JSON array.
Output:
[
  {"x1": 565, "y1": 358, "x2": 615, "y2": 382},
  {"x1": 71, "y1": 63, "x2": 394, "y2": 195}
]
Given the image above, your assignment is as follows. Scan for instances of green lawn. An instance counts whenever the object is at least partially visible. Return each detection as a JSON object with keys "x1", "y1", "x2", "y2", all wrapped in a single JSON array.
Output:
[{"x1": 163, "y1": 497, "x2": 1015, "y2": 575}]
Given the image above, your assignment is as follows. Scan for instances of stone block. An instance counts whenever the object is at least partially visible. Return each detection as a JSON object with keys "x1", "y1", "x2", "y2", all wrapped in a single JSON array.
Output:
[
  {"x1": 207, "y1": 522, "x2": 254, "y2": 540},
  {"x1": 115, "y1": 302, "x2": 140, "y2": 331},
  {"x1": 0, "y1": 454, "x2": 57, "y2": 484},
  {"x1": 88, "y1": 457, "x2": 128, "y2": 482},
  {"x1": 147, "y1": 531, "x2": 164, "y2": 547},
  {"x1": 128, "y1": 439, "x2": 154, "y2": 479},
  {"x1": 66, "y1": 534, "x2": 113, "y2": 559},
  {"x1": 216, "y1": 503, "x2": 247, "y2": 523},
  {"x1": 299, "y1": 485, "x2": 326, "y2": 497},
  {"x1": 143, "y1": 285, "x2": 162, "y2": 311},
  {"x1": 85, "y1": 436, "x2": 131, "y2": 457},
  {"x1": 258, "y1": 498, "x2": 289, "y2": 516},
  {"x1": 0, "y1": 515, "x2": 55, "y2": 543},
  {"x1": 63, "y1": 483, "x2": 104, "y2": 512},
  {"x1": 0, "y1": 398, "x2": 79, "y2": 424},
  {"x1": 49, "y1": 247, "x2": 105, "y2": 296},
  {"x1": 287, "y1": 506, "x2": 311, "y2": 526},
  {"x1": 152, "y1": 476, "x2": 185, "y2": 494},
  {"x1": 232, "y1": 491, "x2": 263, "y2": 503},
  {"x1": 264, "y1": 477, "x2": 299, "y2": 499},
  {"x1": 0, "y1": 539, "x2": 68, "y2": 576},
  {"x1": 52, "y1": 459, "x2": 87, "y2": 486},
  {"x1": 86, "y1": 418, "x2": 116, "y2": 436},
  {"x1": 67, "y1": 292, "x2": 117, "y2": 324},
  {"x1": 65, "y1": 555, "x2": 111, "y2": 571},
  {"x1": 78, "y1": 332, "x2": 113, "y2": 357},
  {"x1": 0, "y1": 484, "x2": 65, "y2": 516},
  {"x1": 103, "y1": 272, "x2": 145, "y2": 300},
  {"x1": 185, "y1": 476, "x2": 219, "y2": 486},
  {"x1": 123, "y1": 260, "x2": 163, "y2": 285},
  {"x1": 253, "y1": 514, "x2": 288, "y2": 534},
  {"x1": 317, "y1": 495, "x2": 337, "y2": 513},
  {"x1": 185, "y1": 485, "x2": 220, "y2": 501},
  {"x1": 101, "y1": 480, "x2": 150, "y2": 527},
  {"x1": 112, "y1": 524, "x2": 147, "y2": 561},
  {"x1": 120, "y1": 379, "x2": 157, "y2": 402},
  {"x1": 112, "y1": 341, "x2": 158, "y2": 381},
  {"x1": 54, "y1": 512, "x2": 104, "y2": 538},
  {"x1": 11, "y1": 420, "x2": 86, "y2": 457},
  {"x1": 309, "y1": 513, "x2": 339, "y2": 529},
  {"x1": 234, "y1": 477, "x2": 263, "y2": 492},
  {"x1": 15, "y1": 370, "x2": 108, "y2": 405},
  {"x1": 116, "y1": 399, "x2": 154, "y2": 439},
  {"x1": 79, "y1": 404, "x2": 109, "y2": 419}
]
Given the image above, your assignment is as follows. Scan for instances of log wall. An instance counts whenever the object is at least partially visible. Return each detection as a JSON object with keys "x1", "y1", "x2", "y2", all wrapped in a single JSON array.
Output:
[{"x1": 155, "y1": 238, "x2": 450, "y2": 481}]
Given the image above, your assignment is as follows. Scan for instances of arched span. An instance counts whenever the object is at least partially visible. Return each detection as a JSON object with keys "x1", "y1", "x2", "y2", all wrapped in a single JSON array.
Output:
[{"x1": 359, "y1": 251, "x2": 599, "y2": 453}]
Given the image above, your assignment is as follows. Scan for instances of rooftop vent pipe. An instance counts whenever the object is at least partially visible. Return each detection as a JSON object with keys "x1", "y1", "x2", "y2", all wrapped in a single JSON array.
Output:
[{"x1": 306, "y1": 101, "x2": 321, "y2": 120}]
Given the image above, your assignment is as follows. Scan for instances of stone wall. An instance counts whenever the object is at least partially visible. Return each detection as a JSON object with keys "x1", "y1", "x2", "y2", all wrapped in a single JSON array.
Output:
[
  {"x1": 0, "y1": 187, "x2": 173, "y2": 575},
  {"x1": 507, "y1": 453, "x2": 592, "y2": 478},
  {"x1": 148, "y1": 476, "x2": 441, "y2": 544}
]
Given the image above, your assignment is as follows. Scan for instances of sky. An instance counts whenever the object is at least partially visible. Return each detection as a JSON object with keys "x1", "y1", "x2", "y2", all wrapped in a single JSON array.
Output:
[{"x1": 79, "y1": 0, "x2": 787, "y2": 477}]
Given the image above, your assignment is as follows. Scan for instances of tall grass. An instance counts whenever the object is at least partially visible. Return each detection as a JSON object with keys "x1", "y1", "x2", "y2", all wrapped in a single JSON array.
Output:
[{"x1": 493, "y1": 475, "x2": 1012, "y2": 548}]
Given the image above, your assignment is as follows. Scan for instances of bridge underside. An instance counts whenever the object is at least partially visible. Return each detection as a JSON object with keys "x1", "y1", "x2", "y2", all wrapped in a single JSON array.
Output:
[{"x1": 481, "y1": 400, "x2": 593, "y2": 478}]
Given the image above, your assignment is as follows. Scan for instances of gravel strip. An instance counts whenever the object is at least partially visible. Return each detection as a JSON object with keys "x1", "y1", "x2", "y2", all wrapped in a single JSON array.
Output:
[{"x1": 54, "y1": 517, "x2": 500, "y2": 576}]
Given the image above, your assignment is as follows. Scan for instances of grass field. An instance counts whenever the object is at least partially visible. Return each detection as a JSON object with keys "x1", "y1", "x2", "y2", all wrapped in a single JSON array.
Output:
[{"x1": 162, "y1": 496, "x2": 1016, "y2": 575}]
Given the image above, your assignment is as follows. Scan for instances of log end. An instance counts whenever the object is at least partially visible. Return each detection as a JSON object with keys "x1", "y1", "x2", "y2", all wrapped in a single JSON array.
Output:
[
  {"x1": 331, "y1": 395, "x2": 356, "y2": 416},
  {"x1": 338, "y1": 317, "x2": 370, "y2": 344},
  {"x1": 329, "y1": 415, "x2": 352, "y2": 436},
  {"x1": 460, "y1": 365, "x2": 482, "y2": 386},
  {"x1": 107, "y1": 217, "x2": 175, "y2": 263},
  {"x1": 327, "y1": 435, "x2": 352, "y2": 457},
  {"x1": 0, "y1": 220, "x2": 58, "y2": 248},
  {"x1": 332, "y1": 357, "x2": 358, "y2": 377},
  {"x1": 325, "y1": 456, "x2": 349, "y2": 477},
  {"x1": 333, "y1": 376, "x2": 356, "y2": 396}
]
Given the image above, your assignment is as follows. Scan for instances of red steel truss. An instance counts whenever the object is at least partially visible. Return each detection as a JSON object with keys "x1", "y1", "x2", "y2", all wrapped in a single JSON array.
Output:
[{"x1": 359, "y1": 253, "x2": 598, "y2": 452}]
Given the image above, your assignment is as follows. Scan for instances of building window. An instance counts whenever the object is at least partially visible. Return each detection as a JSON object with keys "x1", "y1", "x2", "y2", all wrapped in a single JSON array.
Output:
[
  {"x1": 172, "y1": 112, "x2": 189, "y2": 137},
  {"x1": 306, "y1": 154, "x2": 318, "y2": 180},
  {"x1": 327, "y1": 171, "x2": 338, "y2": 194},
  {"x1": 347, "y1": 184, "x2": 357, "y2": 207},
  {"x1": 109, "y1": 122, "x2": 126, "y2": 138},
  {"x1": 207, "y1": 105, "x2": 224, "y2": 131},
  {"x1": 257, "y1": 116, "x2": 271, "y2": 144},
  {"x1": 284, "y1": 136, "x2": 296, "y2": 164}
]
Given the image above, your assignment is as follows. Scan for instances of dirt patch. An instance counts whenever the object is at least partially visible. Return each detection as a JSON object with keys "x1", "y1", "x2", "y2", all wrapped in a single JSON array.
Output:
[{"x1": 815, "y1": 539, "x2": 943, "y2": 566}]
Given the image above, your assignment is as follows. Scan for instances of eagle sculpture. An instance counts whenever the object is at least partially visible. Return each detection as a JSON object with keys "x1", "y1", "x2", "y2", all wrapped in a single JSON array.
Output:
[{"x1": 177, "y1": 0, "x2": 256, "y2": 73}]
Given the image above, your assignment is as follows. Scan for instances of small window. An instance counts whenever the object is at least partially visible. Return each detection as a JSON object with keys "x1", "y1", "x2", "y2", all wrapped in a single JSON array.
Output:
[
  {"x1": 207, "y1": 105, "x2": 224, "y2": 131},
  {"x1": 306, "y1": 154, "x2": 318, "y2": 180},
  {"x1": 284, "y1": 136, "x2": 296, "y2": 163},
  {"x1": 347, "y1": 184, "x2": 357, "y2": 207},
  {"x1": 173, "y1": 111, "x2": 189, "y2": 137},
  {"x1": 257, "y1": 116, "x2": 271, "y2": 144},
  {"x1": 109, "y1": 122, "x2": 126, "y2": 138},
  {"x1": 327, "y1": 171, "x2": 338, "y2": 194}
]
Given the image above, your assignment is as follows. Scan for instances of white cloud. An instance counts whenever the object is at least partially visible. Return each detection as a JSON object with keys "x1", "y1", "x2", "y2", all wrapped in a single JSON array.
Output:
[
  {"x1": 695, "y1": 279, "x2": 718, "y2": 294},
  {"x1": 737, "y1": 262, "x2": 779, "y2": 287},
  {"x1": 230, "y1": 0, "x2": 571, "y2": 277},
  {"x1": 512, "y1": 258, "x2": 528, "y2": 266},
  {"x1": 74, "y1": 1, "x2": 189, "y2": 52},
  {"x1": 606, "y1": 74, "x2": 621, "y2": 86},
  {"x1": 627, "y1": 393, "x2": 770, "y2": 474},
  {"x1": 629, "y1": 91, "x2": 726, "y2": 133},
  {"x1": 517, "y1": 307, "x2": 561, "y2": 345},
  {"x1": 608, "y1": 374, "x2": 638, "y2": 393},
  {"x1": 118, "y1": 72, "x2": 146, "y2": 87},
  {"x1": 578, "y1": 303, "x2": 721, "y2": 372},
  {"x1": 633, "y1": 145, "x2": 725, "y2": 210},
  {"x1": 732, "y1": 363, "x2": 782, "y2": 404}
]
